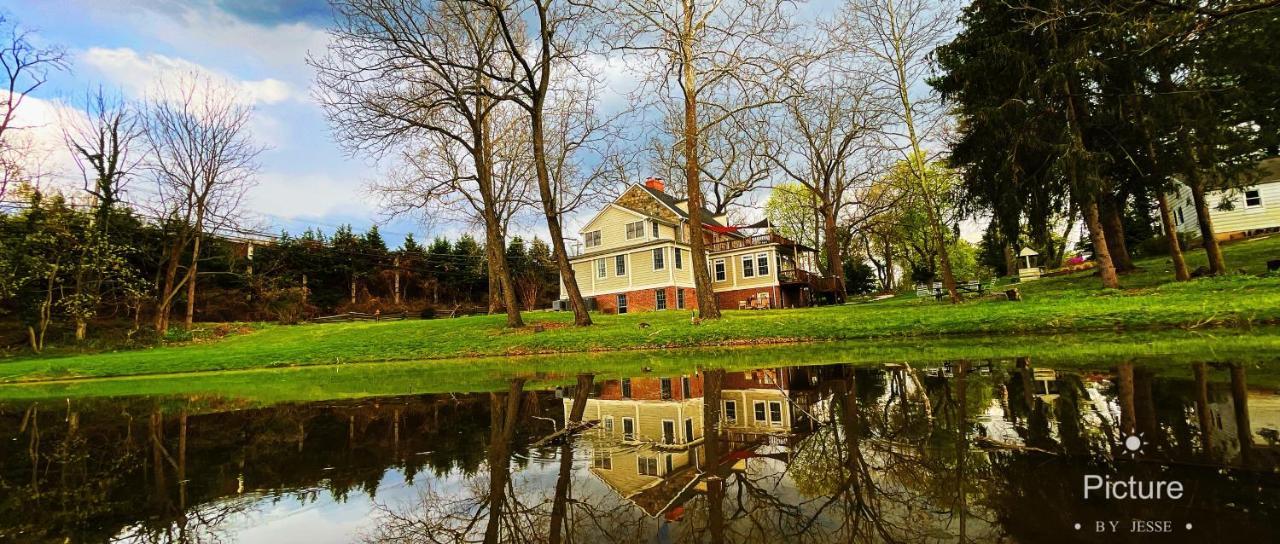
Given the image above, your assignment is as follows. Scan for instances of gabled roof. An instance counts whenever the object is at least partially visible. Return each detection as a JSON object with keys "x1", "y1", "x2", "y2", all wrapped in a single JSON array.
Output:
[
  {"x1": 633, "y1": 184, "x2": 728, "y2": 228},
  {"x1": 577, "y1": 203, "x2": 648, "y2": 234}
]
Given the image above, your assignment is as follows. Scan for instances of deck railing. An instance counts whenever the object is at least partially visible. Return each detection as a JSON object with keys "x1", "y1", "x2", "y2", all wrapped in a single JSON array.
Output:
[{"x1": 707, "y1": 233, "x2": 797, "y2": 253}]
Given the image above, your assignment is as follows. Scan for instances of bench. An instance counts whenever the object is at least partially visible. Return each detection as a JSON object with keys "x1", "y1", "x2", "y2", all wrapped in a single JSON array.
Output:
[{"x1": 915, "y1": 281, "x2": 987, "y2": 301}]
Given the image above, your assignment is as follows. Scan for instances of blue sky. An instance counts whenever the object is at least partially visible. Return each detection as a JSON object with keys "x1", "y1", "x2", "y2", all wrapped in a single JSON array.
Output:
[{"x1": 3, "y1": 0, "x2": 446, "y2": 246}]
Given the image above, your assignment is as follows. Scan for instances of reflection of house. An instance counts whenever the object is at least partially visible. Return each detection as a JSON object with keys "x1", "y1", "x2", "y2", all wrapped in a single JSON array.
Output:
[
  {"x1": 564, "y1": 368, "x2": 821, "y2": 518},
  {"x1": 559, "y1": 178, "x2": 835, "y2": 312}
]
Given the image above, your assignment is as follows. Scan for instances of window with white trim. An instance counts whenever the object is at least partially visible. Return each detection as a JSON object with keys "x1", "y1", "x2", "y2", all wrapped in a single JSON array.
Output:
[
  {"x1": 674, "y1": 248, "x2": 683, "y2": 269},
  {"x1": 615, "y1": 255, "x2": 627, "y2": 276},
  {"x1": 622, "y1": 417, "x2": 635, "y2": 440},
  {"x1": 724, "y1": 400, "x2": 737, "y2": 423},
  {"x1": 656, "y1": 289, "x2": 667, "y2": 310},
  {"x1": 637, "y1": 456, "x2": 658, "y2": 476},
  {"x1": 676, "y1": 288, "x2": 685, "y2": 309},
  {"x1": 584, "y1": 230, "x2": 601, "y2": 248},
  {"x1": 1245, "y1": 188, "x2": 1263, "y2": 208},
  {"x1": 741, "y1": 254, "x2": 755, "y2": 278},
  {"x1": 651, "y1": 221, "x2": 660, "y2": 238},
  {"x1": 596, "y1": 259, "x2": 606, "y2": 278},
  {"x1": 653, "y1": 248, "x2": 665, "y2": 270},
  {"x1": 713, "y1": 259, "x2": 726, "y2": 282},
  {"x1": 756, "y1": 252, "x2": 770, "y2": 275},
  {"x1": 625, "y1": 221, "x2": 645, "y2": 239},
  {"x1": 593, "y1": 450, "x2": 612, "y2": 469}
]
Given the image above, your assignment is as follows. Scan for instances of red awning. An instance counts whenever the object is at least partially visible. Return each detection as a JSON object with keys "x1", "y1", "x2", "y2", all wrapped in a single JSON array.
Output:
[{"x1": 705, "y1": 225, "x2": 740, "y2": 234}]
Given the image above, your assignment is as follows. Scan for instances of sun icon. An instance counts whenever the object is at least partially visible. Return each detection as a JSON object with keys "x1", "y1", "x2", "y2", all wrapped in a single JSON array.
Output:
[{"x1": 1121, "y1": 433, "x2": 1146, "y2": 456}]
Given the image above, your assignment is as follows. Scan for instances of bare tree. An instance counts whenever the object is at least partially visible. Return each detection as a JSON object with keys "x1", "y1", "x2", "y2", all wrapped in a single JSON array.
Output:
[
  {"x1": 144, "y1": 74, "x2": 261, "y2": 332},
  {"x1": 312, "y1": 0, "x2": 526, "y2": 327},
  {"x1": 763, "y1": 59, "x2": 883, "y2": 300},
  {"x1": 605, "y1": 0, "x2": 800, "y2": 319},
  {"x1": 841, "y1": 0, "x2": 968, "y2": 302},
  {"x1": 459, "y1": 0, "x2": 614, "y2": 327},
  {"x1": 61, "y1": 87, "x2": 144, "y2": 230},
  {"x1": 650, "y1": 105, "x2": 774, "y2": 217},
  {"x1": 0, "y1": 14, "x2": 67, "y2": 201}
]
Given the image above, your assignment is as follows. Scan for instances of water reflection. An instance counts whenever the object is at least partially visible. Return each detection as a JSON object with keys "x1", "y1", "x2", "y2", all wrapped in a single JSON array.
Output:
[{"x1": 1, "y1": 361, "x2": 1277, "y2": 542}]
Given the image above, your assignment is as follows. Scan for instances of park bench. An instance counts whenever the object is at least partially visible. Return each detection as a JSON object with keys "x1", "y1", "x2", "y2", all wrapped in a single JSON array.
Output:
[{"x1": 915, "y1": 281, "x2": 987, "y2": 302}]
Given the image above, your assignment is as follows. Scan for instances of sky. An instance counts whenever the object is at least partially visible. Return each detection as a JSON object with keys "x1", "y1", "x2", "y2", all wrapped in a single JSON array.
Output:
[
  {"x1": 2, "y1": 0, "x2": 990, "y2": 250},
  {"x1": 2, "y1": 0, "x2": 458, "y2": 245}
]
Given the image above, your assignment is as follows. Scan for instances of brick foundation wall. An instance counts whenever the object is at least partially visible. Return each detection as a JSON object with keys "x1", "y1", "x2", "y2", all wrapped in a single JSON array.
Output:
[
  {"x1": 592, "y1": 286, "x2": 699, "y2": 314},
  {"x1": 714, "y1": 285, "x2": 781, "y2": 310}
]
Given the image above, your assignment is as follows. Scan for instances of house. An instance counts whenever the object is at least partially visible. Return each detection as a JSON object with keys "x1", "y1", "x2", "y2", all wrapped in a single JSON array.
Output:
[
  {"x1": 561, "y1": 177, "x2": 834, "y2": 313},
  {"x1": 562, "y1": 368, "x2": 821, "y2": 519},
  {"x1": 1163, "y1": 158, "x2": 1280, "y2": 240}
]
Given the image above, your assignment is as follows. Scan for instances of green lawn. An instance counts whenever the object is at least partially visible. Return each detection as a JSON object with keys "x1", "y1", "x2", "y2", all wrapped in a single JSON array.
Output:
[
  {"x1": 2, "y1": 235, "x2": 1279, "y2": 383},
  {"x1": 3, "y1": 328, "x2": 1279, "y2": 404}
]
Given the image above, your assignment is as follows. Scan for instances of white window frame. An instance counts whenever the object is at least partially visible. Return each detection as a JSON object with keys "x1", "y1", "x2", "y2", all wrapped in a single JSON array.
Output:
[
  {"x1": 622, "y1": 417, "x2": 636, "y2": 441},
  {"x1": 593, "y1": 450, "x2": 612, "y2": 469},
  {"x1": 753, "y1": 401, "x2": 767, "y2": 424},
  {"x1": 615, "y1": 254, "x2": 627, "y2": 276},
  {"x1": 653, "y1": 247, "x2": 665, "y2": 270},
  {"x1": 584, "y1": 230, "x2": 601, "y2": 248},
  {"x1": 677, "y1": 288, "x2": 685, "y2": 309},
  {"x1": 724, "y1": 400, "x2": 737, "y2": 424},
  {"x1": 604, "y1": 416, "x2": 615, "y2": 436},
  {"x1": 596, "y1": 258, "x2": 606, "y2": 278},
  {"x1": 625, "y1": 221, "x2": 645, "y2": 240},
  {"x1": 638, "y1": 456, "x2": 658, "y2": 476},
  {"x1": 713, "y1": 259, "x2": 726, "y2": 282},
  {"x1": 768, "y1": 401, "x2": 783, "y2": 426},
  {"x1": 656, "y1": 288, "x2": 667, "y2": 310},
  {"x1": 1245, "y1": 188, "x2": 1263, "y2": 208},
  {"x1": 674, "y1": 248, "x2": 683, "y2": 269},
  {"x1": 651, "y1": 220, "x2": 660, "y2": 238},
  {"x1": 741, "y1": 254, "x2": 755, "y2": 278},
  {"x1": 662, "y1": 419, "x2": 676, "y2": 445},
  {"x1": 756, "y1": 252, "x2": 770, "y2": 276},
  {"x1": 684, "y1": 417, "x2": 695, "y2": 443}
]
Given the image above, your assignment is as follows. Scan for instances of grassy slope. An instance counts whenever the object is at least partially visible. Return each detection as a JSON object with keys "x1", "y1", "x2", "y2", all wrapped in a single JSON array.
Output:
[
  {"x1": 3, "y1": 328, "x2": 1278, "y2": 404},
  {"x1": 2, "y1": 235, "x2": 1279, "y2": 383}
]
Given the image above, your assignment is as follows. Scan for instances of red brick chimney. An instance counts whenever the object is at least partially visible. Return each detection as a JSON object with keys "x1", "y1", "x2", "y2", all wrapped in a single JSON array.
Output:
[{"x1": 644, "y1": 177, "x2": 666, "y2": 192}]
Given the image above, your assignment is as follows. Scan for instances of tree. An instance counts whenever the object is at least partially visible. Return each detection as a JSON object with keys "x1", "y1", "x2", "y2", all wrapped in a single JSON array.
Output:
[
  {"x1": 463, "y1": 0, "x2": 612, "y2": 327},
  {"x1": 764, "y1": 58, "x2": 882, "y2": 300},
  {"x1": 842, "y1": 0, "x2": 967, "y2": 301},
  {"x1": 605, "y1": 0, "x2": 800, "y2": 319},
  {"x1": 313, "y1": 0, "x2": 526, "y2": 327},
  {"x1": 62, "y1": 88, "x2": 144, "y2": 231},
  {"x1": 144, "y1": 74, "x2": 261, "y2": 332},
  {"x1": 0, "y1": 14, "x2": 67, "y2": 201}
]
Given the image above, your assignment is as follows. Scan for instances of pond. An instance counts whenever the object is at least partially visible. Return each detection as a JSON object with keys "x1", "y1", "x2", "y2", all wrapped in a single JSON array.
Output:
[{"x1": 1, "y1": 357, "x2": 1278, "y2": 542}]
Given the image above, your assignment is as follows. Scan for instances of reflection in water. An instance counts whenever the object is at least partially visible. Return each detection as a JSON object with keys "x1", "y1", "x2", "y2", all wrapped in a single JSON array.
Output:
[{"x1": 1, "y1": 361, "x2": 1277, "y2": 542}]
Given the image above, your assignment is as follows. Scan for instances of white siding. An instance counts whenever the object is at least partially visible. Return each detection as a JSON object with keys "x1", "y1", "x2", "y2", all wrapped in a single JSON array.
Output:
[{"x1": 1164, "y1": 180, "x2": 1280, "y2": 237}]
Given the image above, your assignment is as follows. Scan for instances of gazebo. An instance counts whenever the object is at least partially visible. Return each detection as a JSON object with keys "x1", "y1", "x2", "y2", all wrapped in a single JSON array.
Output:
[{"x1": 1017, "y1": 247, "x2": 1043, "y2": 282}]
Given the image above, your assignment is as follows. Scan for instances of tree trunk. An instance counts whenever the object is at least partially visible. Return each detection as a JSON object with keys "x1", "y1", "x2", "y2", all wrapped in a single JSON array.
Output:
[
  {"x1": 1116, "y1": 361, "x2": 1136, "y2": 436},
  {"x1": 679, "y1": 9, "x2": 720, "y2": 319},
  {"x1": 393, "y1": 256, "x2": 401, "y2": 305},
  {"x1": 1192, "y1": 362, "x2": 1213, "y2": 456},
  {"x1": 1188, "y1": 181, "x2": 1226, "y2": 275},
  {"x1": 1003, "y1": 240, "x2": 1013, "y2": 277},
  {"x1": 549, "y1": 374, "x2": 593, "y2": 544},
  {"x1": 702, "y1": 368, "x2": 725, "y2": 544},
  {"x1": 486, "y1": 243, "x2": 502, "y2": 314},
  {"x1": 1100, "y1": 196, "x2": 1135, "y2": 272},
  {"x1": 155, "y1": 244, "x2": 183, "y2": 333},
  {"x1": 1082, "y1": 197, "x2": 1121, "y2": 289},
  {"x1": 183, "y1": 235, "x2": 202, "y2": 330},
  {"x1": 1155, "y1": 191, "x2": 1190, "y2": 281},
  {"x1": 473, "y1": 97, "x2": 523, "y2": 328},
  {"x1": 821, "y1": 206, "x2": 846, "y2": 302},
  {"x1": 483, "y1": 379, "x2": 525, "y2": 543},
  {"x1": 75, "y1": 319, "x2": 87, "y2": 342},
  {"x1": 529, "y1": 96, "x2": 592, "y2": 326}
]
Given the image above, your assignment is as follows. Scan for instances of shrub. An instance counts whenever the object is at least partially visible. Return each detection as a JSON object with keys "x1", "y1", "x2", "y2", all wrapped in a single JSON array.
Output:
[{"x1": 420, "y1": 307, "x2": 437, "y2": 319}]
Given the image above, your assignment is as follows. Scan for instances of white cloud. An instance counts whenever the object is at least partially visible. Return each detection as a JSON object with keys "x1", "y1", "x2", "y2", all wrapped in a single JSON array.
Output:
[
  {"x1": 248, "y1": 171, "x2": 369, "y2": 221},
  {"x1": 1, "y1": 93, "x2": 91, "y2": 195},
  {"x1": 79, "y1": 47, "x2": 297, "y2": 105}
]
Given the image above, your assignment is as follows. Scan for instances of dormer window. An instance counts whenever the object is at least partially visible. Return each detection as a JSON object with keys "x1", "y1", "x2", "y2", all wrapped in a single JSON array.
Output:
[
  {"x1": 625, "y1": 221, "x2": 645, "y2": 240},
  {"x1": 584, "y1": 230, "x2": 601, "y2": 248}
]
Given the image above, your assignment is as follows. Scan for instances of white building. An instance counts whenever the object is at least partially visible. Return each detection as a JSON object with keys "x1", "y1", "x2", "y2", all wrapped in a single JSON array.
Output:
[{"x1": 1165, "y1": 158, "x2": 1280, "y2": 240}]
